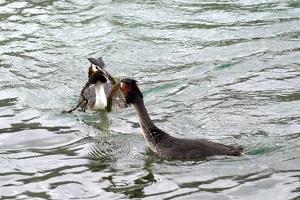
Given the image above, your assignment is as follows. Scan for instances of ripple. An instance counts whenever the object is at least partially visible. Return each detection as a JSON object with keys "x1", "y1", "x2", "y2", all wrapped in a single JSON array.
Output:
[{"x1": 1, "y1": 0, "x2": 300, "y2": 199}]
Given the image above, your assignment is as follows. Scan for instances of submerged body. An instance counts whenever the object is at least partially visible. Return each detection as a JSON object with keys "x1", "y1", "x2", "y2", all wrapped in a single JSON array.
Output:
[
  {"x1": 120, "y1": 78, "x2": 244, "y2": 160},
  {"x1": 82, "y1": 82, "x2": 126, "y2": 110},
  {"x1": 81, "y1": 81, "x2": 107, "y2": 110}
]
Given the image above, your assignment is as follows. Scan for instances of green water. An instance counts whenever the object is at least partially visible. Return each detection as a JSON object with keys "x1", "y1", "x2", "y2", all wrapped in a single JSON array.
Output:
[{"x1": 0, "y1": 0, "x2": 300, "y2": 199}]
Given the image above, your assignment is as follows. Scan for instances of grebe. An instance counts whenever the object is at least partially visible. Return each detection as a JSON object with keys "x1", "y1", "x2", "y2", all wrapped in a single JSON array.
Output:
[
  {"x1": 120, "y1": 78, "x2": 244, "y2": 160},
  {"x1": 79, "y1": 57, "x2": 127, "y2": 110}
]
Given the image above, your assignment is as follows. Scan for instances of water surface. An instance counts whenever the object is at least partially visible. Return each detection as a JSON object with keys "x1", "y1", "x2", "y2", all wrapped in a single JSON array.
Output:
[{"x1": 0, "y1": 0, "x2": 300, "y2": 199}]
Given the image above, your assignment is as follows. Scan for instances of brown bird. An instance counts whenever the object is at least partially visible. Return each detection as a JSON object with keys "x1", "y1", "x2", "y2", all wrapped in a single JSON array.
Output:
[{"x1": 120, "y1": 78, "x2": 244, "y2": 160}]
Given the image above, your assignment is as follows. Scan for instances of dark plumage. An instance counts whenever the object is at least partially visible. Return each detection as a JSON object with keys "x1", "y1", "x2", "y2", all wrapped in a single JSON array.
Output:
[{"x1": 120, "y1": 78, "x2": 244, "y2": 160}]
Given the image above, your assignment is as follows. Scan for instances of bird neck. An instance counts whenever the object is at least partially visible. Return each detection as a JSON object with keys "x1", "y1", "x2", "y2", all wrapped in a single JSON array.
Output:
[
  {"x1": 94, "y1": 81, "x2": 107, "y2": 109},
  {"x1": 132, "y1": 95, "x2": 168, "y2": 153}
]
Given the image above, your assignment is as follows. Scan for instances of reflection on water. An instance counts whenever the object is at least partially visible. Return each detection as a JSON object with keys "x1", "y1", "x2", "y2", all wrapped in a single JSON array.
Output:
[{"x1": 1, "y1": 0, "x2": 300, "y2": 199}]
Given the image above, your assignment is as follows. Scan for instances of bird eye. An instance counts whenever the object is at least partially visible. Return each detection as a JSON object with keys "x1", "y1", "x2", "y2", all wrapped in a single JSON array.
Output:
[{"x1": 95, "y1": 66, "x2": 101, "y2": 71}]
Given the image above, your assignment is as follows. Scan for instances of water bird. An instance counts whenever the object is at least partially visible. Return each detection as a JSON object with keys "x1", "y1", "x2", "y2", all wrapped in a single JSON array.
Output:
[
  {"x1": 79, "y1": 57, "x2": 127, "y2": 110},
  {"x1": 120, "y1": 78, "x2": 244, "y2": 160}
]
